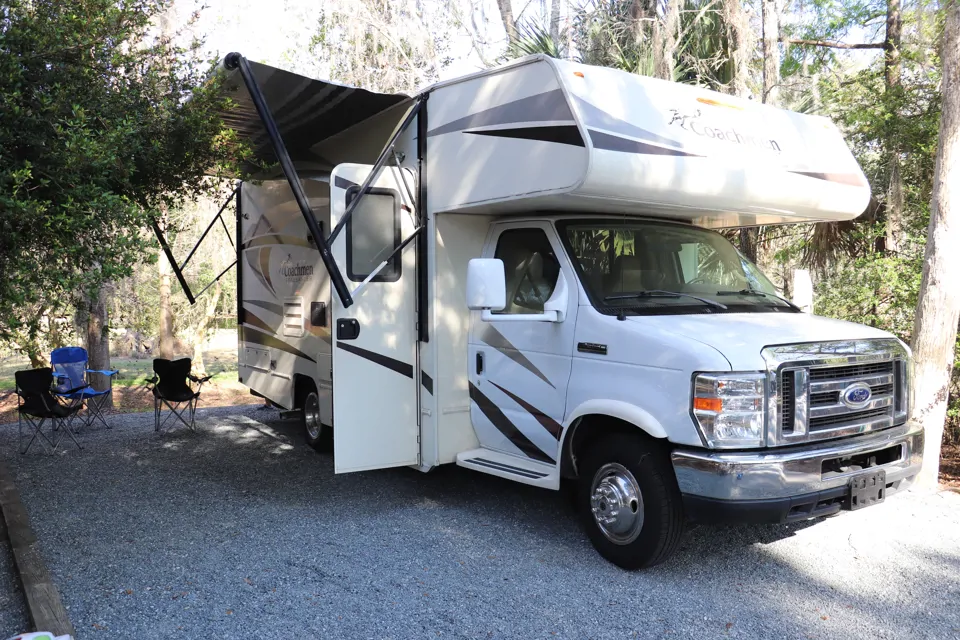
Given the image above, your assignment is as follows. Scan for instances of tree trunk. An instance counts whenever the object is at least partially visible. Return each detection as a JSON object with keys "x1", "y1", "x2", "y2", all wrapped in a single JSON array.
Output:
[
  {"x1": 191, "y1": 281, "x2": 222, "y2": 376},
  {"x1": 656, "y1": 0, "x2": 681, "y2": 81},
  {"x1": 85, "y1": 283, "x2": 113, "y2": 407},
  {"x1": 761, "y1": 0, "x2": 781, "y2": 105},
  {"x1": 723, "y1": 0, "x2": 752, "y2": 97},
  {"x1": 911, "y1": 0, "x2": 960, "y2": 487},
  {"x1": 496, "y1": 0, "x2": 516, "y2": 44},
  {"x1": 157, "y1": 214, "x2": 176, "y2": 359},
  {"x1": 21, "y1": 312, "x2": 48, "y2": 369},
  {"x1": 549, "y1": 0, "x2": 561, "y2": 42},
  {"x1": 739, "y1": 228, "x2": 758, "y2": 262},
  {"x1": 884, "y1": 0, "x2": 904, "y2": 252}
]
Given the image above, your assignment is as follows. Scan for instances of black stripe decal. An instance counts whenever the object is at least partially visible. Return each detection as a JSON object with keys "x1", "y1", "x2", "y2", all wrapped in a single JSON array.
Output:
[
  {"x1": 589, "y1": 130, "x2": 703, "y2": 157},
  {"x1": 243, "y1": 310, "x2": 276, "y2": 334},
  {"x1": 788, "y1": 171, "x2": 867, "y2": 187},
  {"x1": 469, "y1": 382, "x2": 554, "y2": 463},
  {"x1": 334, "y1": 175, "x2": 359, "y2": 190},
  {"x1": 480, "y1": 325, "x2": 555, "y2": 389},
  {"x1": 241, "y1": 326, "x2": 316, "y2": 364},
  {"x1": 427, "y1": 88, "x2": 573, "y2": 137},
  {"x1": 336, "y1": 342, "x2": 414, "y2": 379},
  {"x1": 465, "y1": 125, "x2": 584, "y2": 147},
  {"x1": 489, "y1": 381, "x2": 563, "y2": 440},
  {"x1": 421, "y1": 371, "x2": 434, "y2": 395},
  {"x1": 469, "y1": 458, "x2": 548, "y2": 479}
]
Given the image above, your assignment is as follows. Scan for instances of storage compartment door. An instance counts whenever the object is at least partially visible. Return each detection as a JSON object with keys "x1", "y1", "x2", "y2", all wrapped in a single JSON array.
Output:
[{"x1": 330, "y1": 163, "x2": 420, "y2": 473}]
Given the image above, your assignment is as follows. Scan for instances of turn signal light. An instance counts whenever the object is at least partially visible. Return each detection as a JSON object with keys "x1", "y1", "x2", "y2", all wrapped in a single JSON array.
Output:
[{"x1": 693, "y1": 397, "x2": 723, "y2": 412}]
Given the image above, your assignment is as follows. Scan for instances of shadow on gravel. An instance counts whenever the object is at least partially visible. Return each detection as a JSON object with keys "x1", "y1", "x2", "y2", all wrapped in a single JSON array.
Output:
[{"x1": 1, "y1": 407, "x2": 957, "y2": 639}]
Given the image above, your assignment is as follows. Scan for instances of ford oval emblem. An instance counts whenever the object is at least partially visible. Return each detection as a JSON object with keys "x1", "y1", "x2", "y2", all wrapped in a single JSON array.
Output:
[{"x1": 841, "y1": 382, "x2": 873, "y2": 408}]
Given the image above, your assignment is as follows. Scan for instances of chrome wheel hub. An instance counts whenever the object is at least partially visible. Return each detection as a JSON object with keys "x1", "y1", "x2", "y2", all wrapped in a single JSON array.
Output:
[
  {"x1": 590, "y1": 463, "x2": 644, "y2": 545},
  {"x1": 304, "y1": 393, "x2": 322, "y2": 440}
]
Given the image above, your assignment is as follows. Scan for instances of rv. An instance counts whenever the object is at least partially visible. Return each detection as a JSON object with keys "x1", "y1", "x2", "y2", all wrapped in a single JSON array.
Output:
[{"x1": 168, "y1": 53, "x2": 923, "y2": 568}]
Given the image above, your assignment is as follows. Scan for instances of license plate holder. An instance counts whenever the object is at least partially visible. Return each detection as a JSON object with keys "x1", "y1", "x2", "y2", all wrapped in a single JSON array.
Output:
[{"x1": 846, "y1": 468, "x2": 886, "y2": 511}]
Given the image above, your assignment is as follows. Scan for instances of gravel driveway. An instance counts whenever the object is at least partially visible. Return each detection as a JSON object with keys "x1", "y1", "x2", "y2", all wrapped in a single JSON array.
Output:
[{"x1": 1, "y1": 406, "x2": 958, "y2": 640}]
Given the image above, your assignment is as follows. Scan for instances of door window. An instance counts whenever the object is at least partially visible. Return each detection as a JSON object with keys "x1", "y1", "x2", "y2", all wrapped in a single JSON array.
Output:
[
  {"x1": 345, "y1": 187, "x2": 401, "y2": 282},
  {"x1": 493, "y1": 229, "x2": 561, "y2": 314}
]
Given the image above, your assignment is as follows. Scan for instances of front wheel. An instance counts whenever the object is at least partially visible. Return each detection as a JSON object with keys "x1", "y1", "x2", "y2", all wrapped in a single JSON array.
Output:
[
  {"x1": 299, "y1": 383, "x2": 332, "y2": 452},
  {"x1": 577, "y1": 434, "x2": 684, "y2": 569}
]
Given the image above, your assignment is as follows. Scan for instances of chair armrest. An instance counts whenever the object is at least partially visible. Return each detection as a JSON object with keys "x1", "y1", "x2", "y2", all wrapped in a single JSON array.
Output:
[
  {"x1": 144, "y1": 375, "x2": 159, "y2": 385},
  {"x1": 87, "y1": 369, "x2": 120, "y2": 377},
  {"x1": 188, "y1": 374, "x2": 213, "y2": 384},
  {"x1": 54, "y1": 385, "x2": 89, "y2": 396}
]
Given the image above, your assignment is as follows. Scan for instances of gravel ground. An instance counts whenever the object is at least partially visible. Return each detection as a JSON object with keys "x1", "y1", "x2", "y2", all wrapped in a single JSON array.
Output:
[{"x1": 0, "y1": 406, "x2": 958, "y2": 640}]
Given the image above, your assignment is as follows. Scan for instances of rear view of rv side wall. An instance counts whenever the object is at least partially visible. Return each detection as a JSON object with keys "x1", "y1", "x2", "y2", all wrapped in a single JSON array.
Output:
[{"x1": 237, "y1": 178, "x2": 333, "y2": 418}]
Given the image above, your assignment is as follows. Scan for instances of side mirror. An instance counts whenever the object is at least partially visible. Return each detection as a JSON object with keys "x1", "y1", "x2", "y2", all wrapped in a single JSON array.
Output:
[
  {"x1": 466, "y1": 259, "x2": 506, "y2": 311},
  {"x1": 479, "y1": 271, "x2": 569, "y2": 324}
]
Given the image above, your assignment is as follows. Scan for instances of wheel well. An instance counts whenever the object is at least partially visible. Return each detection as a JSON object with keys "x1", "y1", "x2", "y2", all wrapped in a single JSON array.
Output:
[
  {"x1": 292, "y1": 374, "x2": 316, "y2": 409},
  {"x1": 560, "y1": 414, "x2": 666, "y2": 479}
]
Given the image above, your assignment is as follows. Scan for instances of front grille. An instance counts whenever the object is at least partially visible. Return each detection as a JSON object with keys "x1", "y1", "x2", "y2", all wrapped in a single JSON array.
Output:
[
  {"x1": 778, "y1": 359, "x2": 898, "y2": 442},
  {"x1": 809, "y1": 361, "x2": 893, "y2": 381}
]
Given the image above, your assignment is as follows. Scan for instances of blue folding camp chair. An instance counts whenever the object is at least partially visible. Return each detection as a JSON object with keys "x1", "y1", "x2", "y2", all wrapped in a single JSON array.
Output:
[{"x1": 50, "y1": 346, "x2": 119, "y2": 432}]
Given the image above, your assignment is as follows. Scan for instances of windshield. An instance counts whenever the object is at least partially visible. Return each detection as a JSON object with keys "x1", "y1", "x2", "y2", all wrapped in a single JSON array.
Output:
[{"x1": 558, "y1": 219, "x2": 795, "y2": 315}]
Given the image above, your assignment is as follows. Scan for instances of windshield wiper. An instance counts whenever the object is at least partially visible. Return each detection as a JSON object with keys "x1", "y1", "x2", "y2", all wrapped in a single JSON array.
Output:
[
  {"x1": 715, "y1": 288, "x2": 802, "y2": 311},
  {"x1": 604, "y1": 290, "x2": 728, "y2": 310}
]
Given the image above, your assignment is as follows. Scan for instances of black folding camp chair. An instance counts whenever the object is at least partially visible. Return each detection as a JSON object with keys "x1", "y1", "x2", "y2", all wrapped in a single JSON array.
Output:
[
  {"x1": 146, "y1": 358, "x2": 211, "y2": 432},
  {"x1": 15, "y1": 368, "x2": 83, "y2": 454}
]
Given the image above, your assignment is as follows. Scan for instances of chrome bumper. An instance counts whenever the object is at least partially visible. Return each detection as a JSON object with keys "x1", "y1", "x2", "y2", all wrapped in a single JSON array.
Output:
[{"x1": 672, "y1": 421, "x2": 924, "y2": 501}]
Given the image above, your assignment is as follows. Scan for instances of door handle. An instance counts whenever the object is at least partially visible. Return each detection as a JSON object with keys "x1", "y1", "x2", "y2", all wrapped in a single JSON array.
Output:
[
  {"x1": 476, "y1": 351, "x2": 484, "y2": 375},
  {"x1": 336, "y1": 318, "x2": 360, "y2": 340}
]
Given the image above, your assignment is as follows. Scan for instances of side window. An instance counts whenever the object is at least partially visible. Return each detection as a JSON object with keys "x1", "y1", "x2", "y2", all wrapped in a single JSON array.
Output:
[
  {"x1": 493, "y1": 228, "x2": 561, "y2": 314},
  {"x1": 346, "y1": 187, "x2": 401, "y2": 282}
]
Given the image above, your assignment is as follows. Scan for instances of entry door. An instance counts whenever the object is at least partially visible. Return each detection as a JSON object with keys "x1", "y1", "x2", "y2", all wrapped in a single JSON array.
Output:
[
  {"x1": 468, "y1": 222, "x2": 578, "y2": 465},
  {"x1": 330, "y1": 164, "x2": 420, "y2": 473}
]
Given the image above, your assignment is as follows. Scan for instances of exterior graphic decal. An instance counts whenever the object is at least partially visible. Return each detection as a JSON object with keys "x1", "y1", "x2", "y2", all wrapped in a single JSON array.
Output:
[
  {"x1": 334, "y1": 175, "x2": 359, "y2": 190},
  {"x1": 480, "y1": 325, "x2": 555, "y2": 389},
  {"x1": 241, "y1": 326, "x2": 317, "y2": 364},
  {"x1": 242, "y1": 234, "x2": 313, "y2": 250},
  {"x1": 427, "y1": 88, "x2": 574, "y2": 138},
  {"x1": 465, "y1": 125, "x2": 584, "y2": 147},
  {"x1": 243, "y1": 309, "x2": 276, "y2": 334},
  {"x1": 421, "y1": 371, "x2": 434, "y2": 395},
  {"x1": 788, "y1": 171, "x2": 867, "y2": 187},
  {"x1": 336, "y1": 342, "x2": 413, "y2": 379},
  {"x1": 245, "y1": 299, "x2": 283, "y2": 316},
  {"x1": 258, "y1": 247, "x2": 275, "y2": 295},
  {"x1": 489, "y1": 381, "x2": 562, "y2": 440},
  {"x1": 589, "y1": 130, "x2": 702, "y2": 157},
  {"x1": 573, "y1": 96, "x2": 687, "y2": 150},
  {"x1": 244, "y1": 248, "x2": 276, "y2": 297},
  {"x1": 469, "y1": 382, "x2": 554, "y2": 463}
]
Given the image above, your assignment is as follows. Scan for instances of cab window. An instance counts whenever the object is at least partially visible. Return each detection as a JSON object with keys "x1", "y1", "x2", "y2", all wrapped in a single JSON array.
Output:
[{"x1": 493, "y1": 229, "x2": 560, "y2": 314}]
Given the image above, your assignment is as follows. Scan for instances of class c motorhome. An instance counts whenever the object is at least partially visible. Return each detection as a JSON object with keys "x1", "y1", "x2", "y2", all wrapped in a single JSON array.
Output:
[{"x1": 166, "y1": 53, "x2": 923, "y2": 568}]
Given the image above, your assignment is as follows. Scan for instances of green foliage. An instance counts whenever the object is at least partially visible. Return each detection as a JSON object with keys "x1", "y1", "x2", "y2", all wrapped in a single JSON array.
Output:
[{"x1": 0, "y1": 0, "x2": 241, "y2": 349}]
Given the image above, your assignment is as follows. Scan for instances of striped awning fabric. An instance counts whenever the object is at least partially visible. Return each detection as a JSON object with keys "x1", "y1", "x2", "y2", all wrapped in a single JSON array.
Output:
[{"x1": 218, "y1": 59, "x2": 409, "y2": 176}]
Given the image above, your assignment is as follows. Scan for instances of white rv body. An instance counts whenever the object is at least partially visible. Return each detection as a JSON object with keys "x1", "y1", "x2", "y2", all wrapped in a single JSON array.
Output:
[{"x1": 221, "y1": 54, "x2": 921, "y2": 568}]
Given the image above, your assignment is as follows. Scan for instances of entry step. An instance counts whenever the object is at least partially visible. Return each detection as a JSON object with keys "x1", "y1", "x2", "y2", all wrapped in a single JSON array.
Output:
[{"x1": 456, "y1": 448, "x2": 558, "y2": 489}]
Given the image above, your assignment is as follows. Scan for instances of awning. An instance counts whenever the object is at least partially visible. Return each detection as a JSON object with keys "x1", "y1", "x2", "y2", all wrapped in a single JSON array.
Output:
[{"x1": 217, "y1": 60, "x2": 410, "y2": 176}]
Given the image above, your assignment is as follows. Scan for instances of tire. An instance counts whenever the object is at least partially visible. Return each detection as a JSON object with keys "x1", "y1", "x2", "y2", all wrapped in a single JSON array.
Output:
[
  {"x1": 577, "y1": 433, "x2": 684, "y2": 570},
  {"x1": 298, "y1": 380, "x2": 332, "y2": 452}
]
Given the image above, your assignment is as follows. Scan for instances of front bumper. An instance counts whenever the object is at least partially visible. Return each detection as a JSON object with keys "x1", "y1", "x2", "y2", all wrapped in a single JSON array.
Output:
[{"x1": 671, "y1": 421, "x2": 924, "y2": 523}]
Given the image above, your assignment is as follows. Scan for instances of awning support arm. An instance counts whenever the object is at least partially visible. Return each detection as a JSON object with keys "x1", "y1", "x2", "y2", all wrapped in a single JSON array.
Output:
[
  {"x1": 151, "y1": 218, "x2": 196, "y2": 305},
  {"x1": 194, "y1": 259, "x2": 238, "y2": 299},
  {"x1": 350, "y1": 226, "x2": 424, "y2": 300},
  {"x1": 180, "y1": 186, "x2": 238, "y2": 273},
  {"x1": 224, "y1": 51, "x2": 354, "y2": 309},
  {"x1": 327, "y1": 97, "x2": 424, "y2": 246}
]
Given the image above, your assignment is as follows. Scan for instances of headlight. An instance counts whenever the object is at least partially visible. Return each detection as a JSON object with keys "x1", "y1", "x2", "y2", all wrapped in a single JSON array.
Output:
[{"x1": 692, "y1": 372, "x2": 766, "y2": 448}]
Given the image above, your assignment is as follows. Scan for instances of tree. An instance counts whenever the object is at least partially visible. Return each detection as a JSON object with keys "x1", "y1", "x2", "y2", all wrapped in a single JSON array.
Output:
[
  {"x1": 912, "y1": 0, "x2": 960, "y2": 486},
  {"x1": 0, "y1": 0, "x2": 240, "y2": 361}
]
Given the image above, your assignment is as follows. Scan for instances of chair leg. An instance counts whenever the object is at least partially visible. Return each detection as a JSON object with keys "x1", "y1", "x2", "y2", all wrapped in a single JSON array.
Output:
[
  {"x1": 85, "y1": 394, "x2": 111, "y2": 430},
  {"x1": 51, "y1": 415, "x2": 83, "y2": 452},
  {"x1": 20, "y1": 416, "x2": 53, "y2": 455}
]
